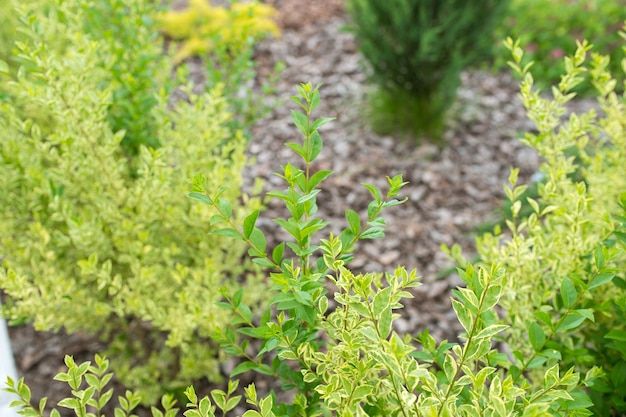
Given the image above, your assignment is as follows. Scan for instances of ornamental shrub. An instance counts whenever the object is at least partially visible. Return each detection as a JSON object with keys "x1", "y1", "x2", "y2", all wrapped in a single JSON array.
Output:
[
  {"x1": 346, "y1": 0, "x2": 510, "y2": 140},
  {"x1": 6, "y1": 82, "x2": 593, "y2": 417},
  {"x1": 0, "y1": 0, "x2": 264, "y2": 404},
  {"x1": 475, "y1": 34, "x2": 626, "y2": 415},
  {"x1": 7, "y1": 26, "x2": 626, "y2": 417}
]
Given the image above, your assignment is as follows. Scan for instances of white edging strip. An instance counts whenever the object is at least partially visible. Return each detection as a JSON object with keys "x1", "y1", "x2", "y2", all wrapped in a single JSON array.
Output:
[{"x1": 0, "y1": 303, "x2": 19, "y2": 417}]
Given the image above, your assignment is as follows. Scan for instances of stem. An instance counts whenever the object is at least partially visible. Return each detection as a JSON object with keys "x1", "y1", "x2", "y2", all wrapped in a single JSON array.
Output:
[{"x1": 437, "y1": 275, "x2": 494, "y2": 414}]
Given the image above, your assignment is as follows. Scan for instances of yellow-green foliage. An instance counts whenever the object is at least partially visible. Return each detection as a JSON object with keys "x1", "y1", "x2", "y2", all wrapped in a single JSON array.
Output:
[
  {"x1": 0, "y1": 0, "x2": 264, "y2": 404},
  {"x1": 476, "y1": 35, "x2": 626, "y2": 414},
  {"x1": 157, "y1": 0, "x2": 280, "y2": 63}
]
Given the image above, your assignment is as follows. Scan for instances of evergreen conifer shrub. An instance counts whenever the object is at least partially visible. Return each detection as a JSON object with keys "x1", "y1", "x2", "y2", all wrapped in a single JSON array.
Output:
[
  {"x1": 346, "y1": 0, "x2": 510, "y2": 140},
  {"x1": 0, "y1": 0, "x2": 264, "y2": 404}
]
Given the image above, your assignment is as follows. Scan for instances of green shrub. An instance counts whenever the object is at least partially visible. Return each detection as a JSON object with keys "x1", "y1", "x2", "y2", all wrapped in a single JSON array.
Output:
[
  {"x1": 475, "y1": 34, "x2": 626, "y2": 415},
  {"x1": 6, "y1": 82, "x2": 593, "y2": 417},
  {"x1": 346, "y1": 0, "x2": 510, "y2": 140},
  {"x1": 186, "y1": 83, "x2": 591, "y2": 416},
  {"x1": 0, "y1": 0, "x2": 264, "y2": 404},
  {"x1": 495, "y1": 0, "x2": 626, "y2": 94},
  {"x1": 82, "y1": 0, "x2": 165, "y2": 155},
  {"x1": 7, "y1": 24, "x2": 626, "y2": 417}
]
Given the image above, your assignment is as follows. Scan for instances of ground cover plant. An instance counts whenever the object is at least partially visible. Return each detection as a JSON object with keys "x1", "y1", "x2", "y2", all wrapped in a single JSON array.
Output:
[
  {"x1": 0, "y1": 0, "x2": 267, "y2": 404},
  {"x1": 495, "y1": 0, "x2": 626, "y2": 94},
  {"x1": 345, "y1": 0, "x2": 510, "y2": 140}
]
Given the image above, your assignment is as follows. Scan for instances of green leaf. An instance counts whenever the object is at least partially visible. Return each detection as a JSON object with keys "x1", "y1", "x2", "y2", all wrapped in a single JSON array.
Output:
[
  {"x1": 198, "y1": 397, "x2": 211, "y2": 417},
  {"x1": 211, "y1": 390, "x2": 226, "y2": 410},
  {"x1": 308, "y1": 131, "x2": 323, "y2": 160},
  {"x1": 589, "y1": 272, "x2": 615, "y2": 290},
  {"x1": 251, "y1": 258, "x2": 274, "y2": 268},
  {"x1": 362, "y1": 183, "x2": 382, "y2": 202},
  {"x1": 360, "y1": 227, "x2": 384, "y2": 240},
  {"x1": 377, "y1": 307, "x2": 393, "y2": 339},
  {"x1": 231, "y1": 361, "x2": 257, "y2": 377},
  {"x1": 58, "y1": 398, "x2": 81, "y2": 410},
  {"x1": 605, "y1": 330, "x2": 626, "y2": 342},
  {"x1": 474, "y1": 324, "x2": 508, "y2": 340},
  {"x1": 560, "y1": 277, "x2": 577, "y2": 309},
  {"x1": 372, "y1": 287, "x2": 392, "y2": 316},
  {"x1": 310, "y1": 117, "x2": 335, "y2": 131},
  {"x1": 443, "y1": 354, "x2": 458, "y2": 383},
  {"x1": 232, "y1": 288, "x2": 244, "y2": 307},
  {"x1": 294, "y1": 290, "x2": 313, "y2": 306},
  {"x1": 0, "y1": 60, "x2": 8, "y2": 74},
  {"x1": 346, "y1": 210, "x2": 361, "y2": 234},
  {"x1": 556, "y1": 311, "x2": 590, "y2": 332},
  {"x1": 188, "y1": 192, "x2": 213, "y2": 205},
  {"x1": 185, "y1": 386, "x2": 198, "y2": 404},
  {"x1": 528, "y1": 322, "x2": 546, "y2": 352},
  {"x1": 534, "y1": 311, "x2": 552, "y2": 327},
  {"x1": 224, "y1": 395, "x2": 242, "y2": 412},
  {"x1": 291, "y1": 110, "x2": 309, "y2": 137},
  {"x1": 250, "y1": 228, "x2": 267, "y2": 252},
  {"x1": 216, "y1": 197, "x2": 232, "y2": 218},
  {"x1": 308, "y1": 170, "x2": 333, "y2": 190},
  {"x1": 209, "y1": 228, "x2": 241, "y2": 239},
  {"x1": 209, "y1": 215, "x2": 227, "y2": 225},
  {"x1": 382, "y1": 198, "x2": 407, "y2": 208},
  {"x1": 243, "y1": 210, "x2": 260, "y2": 239},
  {"x1": 451, "y1": 298, "x2": 473, "y2": 334},
  {"x1": 359, "y1": 325, "x2": 378, "y2": 342},
  {"x1": 285, "y1": 142, "x2": 306, "y2": 159},
  {"x1": 297, "y1": 189, "x2": 320, "y2": 204},
  {"x1": 272, "y1": 242, "x2": 285, "y2": 265}
]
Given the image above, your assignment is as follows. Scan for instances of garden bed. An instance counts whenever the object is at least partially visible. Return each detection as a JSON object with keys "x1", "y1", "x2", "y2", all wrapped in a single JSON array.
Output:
[{"x1": 6, "y1": 0, "x2": 602, "y2": 415}]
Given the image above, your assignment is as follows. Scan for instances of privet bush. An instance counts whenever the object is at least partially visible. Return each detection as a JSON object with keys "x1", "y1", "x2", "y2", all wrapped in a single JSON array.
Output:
[
  {"x1": 0, "y1": 0, "x2": 264, "y2": 404},
  {"x1": 346, "y1": 0, "x2": 510, "y2": 139},
  {"x1": 475, "y1": 35, "x2": 626, "y2": 415},
  {"x1": 6, "y1": 82, "x2": 593, "y2": 417},
  {"x1": 7, "y1": 28, "x2": 626, "y2": 417}
]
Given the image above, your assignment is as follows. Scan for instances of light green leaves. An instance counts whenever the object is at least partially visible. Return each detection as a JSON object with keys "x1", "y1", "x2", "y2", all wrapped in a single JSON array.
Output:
[
  {"x1": 560, "y1": 277, "x2": 577, "y2": 309},
  {"x1": 243, "y1": 210, "x2": 260, "y2": 239},
  {"x1": 528, "y1": 322, "x2": 546, "y2": 352}
]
